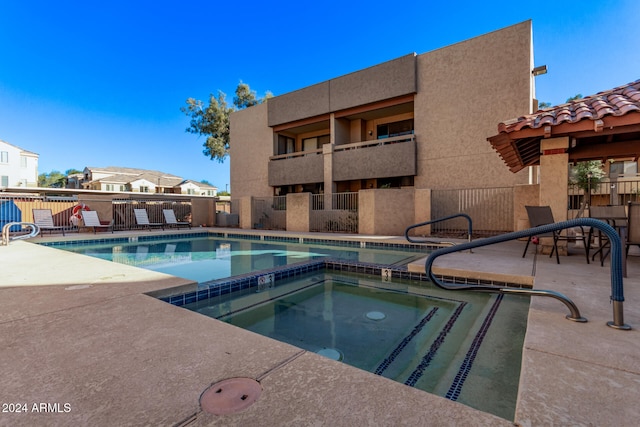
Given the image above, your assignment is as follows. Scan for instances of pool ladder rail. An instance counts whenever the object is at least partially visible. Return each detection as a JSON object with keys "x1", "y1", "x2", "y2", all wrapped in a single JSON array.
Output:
[
  {"x1": 405, "y1": 217, "x2": 631, "y2": 330},
  {"x1": 1, "y1": 222, "x2": 40, "y2": 246}
]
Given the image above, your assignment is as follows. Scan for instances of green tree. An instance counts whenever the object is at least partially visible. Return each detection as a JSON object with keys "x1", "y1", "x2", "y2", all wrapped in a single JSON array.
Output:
[
  {"x1": 38, "y1": 170, "x2": 67, "y2": 188},
  {"x1": 182, "y1": 82, "x2": 271, "y2": 162},
  {"x1": 570, "y1": 160, "x2": 605, "y2": 196},
  {"x1": 537, "y1": 94, "x2": 583, "y2": 110}
]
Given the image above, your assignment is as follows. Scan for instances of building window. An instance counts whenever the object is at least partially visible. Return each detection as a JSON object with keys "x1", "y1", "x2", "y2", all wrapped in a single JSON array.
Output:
[
  {"x1": 140, "y1": 186, "x2": 149, "y2": 193},
  {"x1": 106, "y1": 184, "x2": 113, "y2": 191},
  {"x1": 0, "y1": 151, "x2": 8, "y2": 163},
  {"x1": 277, "y1": 135, "x2": 295, "y2": 155},
  {"x1": 20, "y1": 156, "x2": 27, "y2": 168},
  {"x1": 377, "y1": 119, "x2": 414, "y2": 139},
  {"x1": 1, "y1": 176, "x2": 8, "y2": 186},
  {"x1": 302, "y1": 134, "x2": 330, "y2": 151},
  {"x1": 610, "y1": 161, "x2": 638, "y2": 177}
]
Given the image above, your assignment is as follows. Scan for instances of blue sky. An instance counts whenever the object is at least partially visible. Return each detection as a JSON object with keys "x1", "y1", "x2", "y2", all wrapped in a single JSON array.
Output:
[{"x1": 1, "y1": 1, "x2": 638, "y2": 191}]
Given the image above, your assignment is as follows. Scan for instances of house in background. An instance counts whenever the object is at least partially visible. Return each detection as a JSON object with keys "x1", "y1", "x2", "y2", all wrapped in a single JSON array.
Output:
[
  {"x1": 74, "y1": 166, "x2": 218, "y2": 196},
  {"x1": 0, "y1": 139, "x2": 39, "y2": 188}
]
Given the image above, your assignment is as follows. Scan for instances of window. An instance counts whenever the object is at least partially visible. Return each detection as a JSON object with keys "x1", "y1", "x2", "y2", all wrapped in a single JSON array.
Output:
[
  {"x1": 302, "y1": 134, "x2": 330, "y2": 151},
  {"x1": 1, "y1": 176, "x2": 8, "y2": 187},
  {"x1": 377, "y1": 119, "x2": 414, "y2": 139},
  {"x1": 0, "y1": 151, "x2": 8, "y2": 163},
  {"x1": 140, "y1": 186, "x2": 149, "y2": 193},
  {"x1": 277, "y1": 135, "x2": 295, "y2": 155},
  {"x1": 20, "y1": 156, "x2": 27, "y2": 168},
  {"x1": 106, "y1": 184, "x2": 114, "y2": 191},
  {"x1": 610, "y1": 161, "x2": 638, "y2": 177}
]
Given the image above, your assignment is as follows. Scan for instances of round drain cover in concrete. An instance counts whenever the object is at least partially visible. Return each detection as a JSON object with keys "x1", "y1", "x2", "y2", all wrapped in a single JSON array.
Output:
[
  {"x1": 200, "y1": 377, "x2": 262, "y2": 415},
  {"x1": 366, "y1": 311, "x2": 386, "y2": 320},
  {"x1": 317, "y1": 348, "x2": 344, "y2": 361}
]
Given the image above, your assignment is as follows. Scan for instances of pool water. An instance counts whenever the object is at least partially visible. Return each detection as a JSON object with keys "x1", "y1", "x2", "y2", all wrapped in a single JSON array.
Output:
[
  {"x1": 185, "y1": 271, "x2": 529, "y2": 420},
  {"x1": 56, "y1": 236, "x2": 426, "y2": 284}
]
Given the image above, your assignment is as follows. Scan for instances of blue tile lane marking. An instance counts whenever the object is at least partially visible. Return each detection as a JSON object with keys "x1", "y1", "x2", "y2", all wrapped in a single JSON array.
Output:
[
  {"x1": 445, "y1": 294, "x2": 505, "y2": 401},
  {"x1": 404, "y1": 302, "x2": 467, "y2": 387},
  {"x1": 374, "y1": 307, "x2": 440, "y2": 376}
]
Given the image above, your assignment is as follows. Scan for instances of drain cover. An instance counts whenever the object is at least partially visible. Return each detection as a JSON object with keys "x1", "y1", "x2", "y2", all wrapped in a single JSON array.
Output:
[
  {"x1": 200, "y1": 377, "x2": 262, "y2": 415},
  {"x1": 317, "y1": 348, "x2": 344, "y2": 361},
  {"x1": 366, "y1": 311, "x2": 386, "y2": 320}
]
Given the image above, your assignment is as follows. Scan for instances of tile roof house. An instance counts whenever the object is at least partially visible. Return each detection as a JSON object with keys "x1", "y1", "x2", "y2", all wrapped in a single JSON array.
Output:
[
  {"x1": 77, "y1": 166, "x2": 217, "y2": 196},
  {"x1": 488, "y1": 79, "x2": 640, "y2": 172}
]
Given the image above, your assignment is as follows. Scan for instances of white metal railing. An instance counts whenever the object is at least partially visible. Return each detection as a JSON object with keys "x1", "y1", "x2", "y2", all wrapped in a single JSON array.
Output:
[
  {"x1": 1, "y1": 222, "x2": 40, "y2": 245},
  {"x1": 269, "y1": 148, "x2": 323, "y2": 161},
  {"x1": 333, "y1": 134, "x2": 414, "y2": 153},
  {"x1": 112, "y1": 198, "x2": 192, "y2": 230}
]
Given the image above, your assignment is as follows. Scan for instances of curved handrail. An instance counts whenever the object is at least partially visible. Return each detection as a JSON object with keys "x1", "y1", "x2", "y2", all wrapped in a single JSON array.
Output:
[
  {"x1": 423, "y1": 218, "x2": 630, "y2": 330},
  {"x1": 1, "y1": 222, "x2": 40, "y2": 246},
  {"x1": 405, "y1": 213, "x2": 473, "y2": 245}
]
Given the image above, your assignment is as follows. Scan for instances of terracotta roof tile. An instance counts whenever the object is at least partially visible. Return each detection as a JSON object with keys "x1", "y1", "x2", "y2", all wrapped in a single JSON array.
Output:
[{"x1": 497, "y1": 79, "x2": 640, "y2": 134}]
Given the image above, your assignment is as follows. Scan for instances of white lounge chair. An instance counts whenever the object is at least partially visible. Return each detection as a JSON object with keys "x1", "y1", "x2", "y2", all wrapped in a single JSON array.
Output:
[
  {"x1": 163, "y1": 209, "x2": 191, "y2": 229},
  {"x1": 134, "y1": 208, "x2": 164, "y2": 230},
  {"x1": 32, "y1": 209, "x2": 66, "y2": 236},
  {"x1": 82, "y1": 210, "x2": 114, "y2": 234}
]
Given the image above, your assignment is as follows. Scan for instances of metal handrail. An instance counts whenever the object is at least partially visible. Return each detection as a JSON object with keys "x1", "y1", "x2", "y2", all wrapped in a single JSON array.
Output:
[
  {"x1": 1, "y1": 222, "x2": 40, "y2": 245},
  {"x1": 405, "y1": 213, "x2": 472, "y2": 245},
  {"x1": 420, "y1": 218, "x2": 630, "y2": 330}
]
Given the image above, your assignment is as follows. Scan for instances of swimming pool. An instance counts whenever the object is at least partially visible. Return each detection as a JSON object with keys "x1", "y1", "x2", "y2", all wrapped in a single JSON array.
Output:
[
  {"x1": 183, "y1": 270, "x2": 529, "y2": 420},
  {"x1": 50, "y1": 234, "x2": 429, "y2": 284}
]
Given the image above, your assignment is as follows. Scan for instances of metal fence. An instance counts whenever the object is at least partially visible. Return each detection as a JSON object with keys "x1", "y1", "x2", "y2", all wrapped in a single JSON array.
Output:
[
  {"x1": 111, "y1": 198, "x2": 192, "y2": 230},
  {"x1": 568, "y1": 177, "x2": 640, "y2": 218},
  {"x1": 0, "y1": 193, "x2": 78, "y2": 232},
  {"x1": 431, "y1": 187, "x2": 513, "y2": 237},
  {"x1": 310, "y1": 192, "x2": 358, "y2": 233},
  {"x1": 251, "y1": 196, "x2": 286, "y2": 230}
]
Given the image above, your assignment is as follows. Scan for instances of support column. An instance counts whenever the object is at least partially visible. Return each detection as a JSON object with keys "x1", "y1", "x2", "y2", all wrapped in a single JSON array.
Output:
[
  {"x1": 323, "y1": 136, "x2": 334, "y2": 210},
  {"x1": 286, "y1": 193, "x2": 311, "y2": 232},
  {"x1": 539, "y1": 136, "x2": 569, "y2": 254}
]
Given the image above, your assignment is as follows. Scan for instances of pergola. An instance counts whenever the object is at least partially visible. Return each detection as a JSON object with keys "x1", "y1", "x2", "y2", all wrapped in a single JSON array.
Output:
[
  {"x1": 487, "y1": 79, "x2": 640, "y2": 253},
  {"x1": 488, "y1": 79, "x2": 640, "y2": 173}
]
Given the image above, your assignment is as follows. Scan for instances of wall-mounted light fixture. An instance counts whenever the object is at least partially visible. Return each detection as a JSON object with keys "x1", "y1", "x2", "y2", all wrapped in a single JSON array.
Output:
[{"x1": 532, "y1": 65, "x2": 547, "y2": 76}]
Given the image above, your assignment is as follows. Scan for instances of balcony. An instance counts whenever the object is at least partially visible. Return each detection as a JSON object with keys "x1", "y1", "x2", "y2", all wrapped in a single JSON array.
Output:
[
  {"x1": 333, "y1": 135, "x2": 416, "y2": 181},
  {"x1": 268, "y1": 149, "x2": 324, "y2": 187}
]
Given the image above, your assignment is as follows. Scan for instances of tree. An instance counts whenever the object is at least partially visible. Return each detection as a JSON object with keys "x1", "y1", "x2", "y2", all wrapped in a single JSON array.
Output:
[
  {"x1": 570, "y1": 160, "x2": 605, "y2": 205},
  {"x1": 38, "y1": 170, "x2": 67, "y2": 188},
  {"x1": 182, "y1": 82, "x2": 271, "y2": 162},
  {"x1": 538, "y1": 94, "x2": 583, "y2": 110}
]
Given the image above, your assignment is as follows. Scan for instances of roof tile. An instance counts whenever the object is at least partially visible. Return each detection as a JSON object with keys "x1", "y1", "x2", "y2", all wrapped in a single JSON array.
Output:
[{"x1": 497, "y1": 79, "x2": 640, "y2": 133}]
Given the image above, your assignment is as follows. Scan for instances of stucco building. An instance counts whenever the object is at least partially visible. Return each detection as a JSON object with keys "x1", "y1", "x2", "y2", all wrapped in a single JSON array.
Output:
[
  {"x1": 230, "y1": 21, "x2": 538, "y2": 234},
  {"x1": 0, "y1": 139, "x2": 39, "y2": 188}
]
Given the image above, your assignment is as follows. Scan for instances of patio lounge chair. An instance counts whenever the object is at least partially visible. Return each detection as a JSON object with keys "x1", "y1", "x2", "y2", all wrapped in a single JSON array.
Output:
[
  {"x1": 32, "y1": 209, "x2": 66, "y2": 236},
  {"x1": 82, "y1": 210, "x2": 114, "y2": 234},
  {"x1": 522, "y1": 205, "x2": 589, "y2": 264},
  {"x1": 163, "y1": 209, "x2": 191, "y2": 229},
  {"x1": 134, "y1": 208, "x2": 164, "y2": 231}
]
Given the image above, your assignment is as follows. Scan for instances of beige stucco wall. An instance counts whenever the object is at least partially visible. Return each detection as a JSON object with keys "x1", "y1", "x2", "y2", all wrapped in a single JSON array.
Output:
[
  {"x1": 286, "y1": 193, "x2": 311, "y2": 232},
  {"x1": 414, "y1": 20, "x2": 532, "y2": 190},
  {"x1": 358, "y1": 188, "x2": 415, "y2": 235},
  {"x1": 513, "y1": 184, "x2": 540, "y2": 240},
  {"x1": 267, "y1": 54, "x2": 416, "y2": 127},
  {"x1": 230, "y1": 103, "x2": 273, "y2": 198}
]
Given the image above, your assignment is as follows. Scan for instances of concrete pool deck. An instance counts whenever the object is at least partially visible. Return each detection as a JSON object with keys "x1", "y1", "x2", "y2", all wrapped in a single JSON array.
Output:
[{"x1": 0, "y1": 228, "x2": 638, "y2": 426}]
